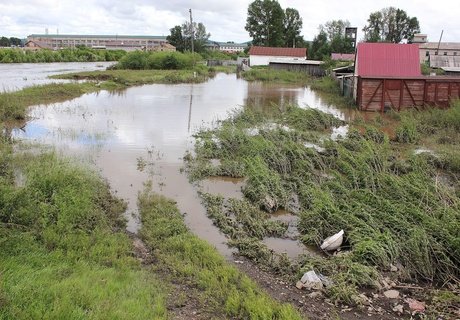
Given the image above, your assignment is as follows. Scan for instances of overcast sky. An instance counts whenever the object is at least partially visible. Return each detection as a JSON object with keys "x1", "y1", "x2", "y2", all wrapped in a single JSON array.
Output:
[{"x1": 1, "y1": 0, "x2": 458, "y2": 43}]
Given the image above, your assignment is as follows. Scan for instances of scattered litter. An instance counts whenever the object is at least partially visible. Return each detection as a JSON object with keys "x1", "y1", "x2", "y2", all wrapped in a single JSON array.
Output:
[
  {"x1": 390, "y1": 264, "x2": 398, "y2": 272},
  {"x1": 358, "y1": 293, "x2": 371, "y2": 306},
  {"x1": 318, "y1": 274, "x2": 333, "y2": 288},
  {"x1": 299, "y1": 270, "x2": 323, "y2": 290},
  {"x1": 233, "y1": 260, "x2": 244, "y2": 264},
  {"x1": 383, "y1": 290, "x2": 400, "y2": 299},
  {"x1": 308, "y1": 291, "x2": 323, "y2": 299},
  {"x1": 320, "y1": 229, "x2": 344, "y2": 251},
  {"x1": 295, "y1": 281, "x2": 304, "y2": 290},
  {"x1": 392, "y1": 304, "x2": 404, "y2": 314},
  {"x1": 406, "y1": 298, "x2": 425, "y2": 313}
]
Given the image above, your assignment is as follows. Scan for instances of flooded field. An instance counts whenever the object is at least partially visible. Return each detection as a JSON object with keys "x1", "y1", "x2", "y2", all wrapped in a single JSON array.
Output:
[
  {"x1": 0, "y1": 61, "x2": 114, "y2": 92},
  {"x1": 9, "y1": 70, "x2": 349, "y2": 258}
]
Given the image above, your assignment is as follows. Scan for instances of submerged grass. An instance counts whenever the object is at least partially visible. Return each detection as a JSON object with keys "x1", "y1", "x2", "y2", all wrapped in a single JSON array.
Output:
[
  {"x1": 138, "y1": 185, "x2": 302, "y2": 319},
  {"x1": 0, "y1": 143, "x2": 167, "y2": 319},
  {"x1": 187, "y1": 98, "x2": 460, "y2": 308}
]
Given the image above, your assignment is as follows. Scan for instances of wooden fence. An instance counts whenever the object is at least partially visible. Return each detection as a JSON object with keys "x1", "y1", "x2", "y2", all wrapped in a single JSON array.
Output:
[{"x1": 357, "y1": 76, "x2": 460, "y2": 112}]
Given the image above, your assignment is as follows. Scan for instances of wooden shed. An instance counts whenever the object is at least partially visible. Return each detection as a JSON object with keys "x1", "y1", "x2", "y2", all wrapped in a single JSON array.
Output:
[
  {"x1": 355, "y1": 43, "x2": 460, "y2": 111},
  {"x1": 357, "y1": 76, "x2": 460, "y2": 111}
]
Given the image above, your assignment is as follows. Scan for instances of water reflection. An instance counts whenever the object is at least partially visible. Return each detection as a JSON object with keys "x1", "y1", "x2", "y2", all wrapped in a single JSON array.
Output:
[{"x1": 11, "y1": 72, "x2": 352, "y2": 258}]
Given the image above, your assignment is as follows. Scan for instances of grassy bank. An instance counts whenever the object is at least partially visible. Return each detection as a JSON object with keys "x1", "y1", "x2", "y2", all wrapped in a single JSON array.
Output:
[
  {"x1": 242, "y1": 68, "x2": 311, "y2": 84},
  {"x1": 0, "y1": 83, "x2": 99, "y2": 121},
  {"x1": 0, "y1": 141, "x2": 303, "y2": 318},
  {"x1": 186, "y1": 101, "x2": 460, "y2": 313},
  {"x1": 52, "y1": 68, "x2": 211, "y2": 87},
  {"x1": 139, "y1": 185, "x2": 302, "y2": 319},
  {"x1": 0, "y1": 142, "x2": 167, "y2": 319}
]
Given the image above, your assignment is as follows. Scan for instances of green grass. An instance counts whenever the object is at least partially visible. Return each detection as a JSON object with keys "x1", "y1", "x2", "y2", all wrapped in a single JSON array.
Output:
[
  {"x1": 0, "y1": 144, "x2": 167, "y2": 319},
  {"x1": 187, "y1": 99, "x2": 460, "y2": 309},
  {"x1": 242, "y1": 68, "x2": 311, "y2": 84},
  {"x1": 0, "y1": 83, "x2": 98, "y2": 121},
  {"x1": 52, "y1": 68, "x2": 211, "y2": 86},
  {"x1": 139, "y1": 185, "x2": 303, "y2": 319}
]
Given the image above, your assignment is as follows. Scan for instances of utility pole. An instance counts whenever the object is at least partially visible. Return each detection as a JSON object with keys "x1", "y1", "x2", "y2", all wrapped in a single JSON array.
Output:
[
  {"x1": 189, "y1": 9, "x2": 194, "y2": 54},
  {"x1": 436, "y1": 30, "x2": 444, "y2": 56}
]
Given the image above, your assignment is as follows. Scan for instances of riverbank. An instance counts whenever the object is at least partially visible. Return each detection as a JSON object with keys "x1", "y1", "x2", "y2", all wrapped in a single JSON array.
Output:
[
  {"x1": 0, "y1": 136, "x2": 302, "y2": 319},
  {"x1": 0, "y1": 68, "x2": 304, "y2": 318},
  {"x1": 186, "y1": 100, "x2": 460, "y2": 318}
]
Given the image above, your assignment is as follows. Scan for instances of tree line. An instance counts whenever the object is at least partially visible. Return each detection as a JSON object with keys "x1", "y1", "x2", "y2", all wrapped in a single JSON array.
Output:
[
  {"x1": 242, "y1": 0, "x2": 420, "y2": 60},
  {"x1": 0, "y1": 37, "x2": 23, "y2": 47}
]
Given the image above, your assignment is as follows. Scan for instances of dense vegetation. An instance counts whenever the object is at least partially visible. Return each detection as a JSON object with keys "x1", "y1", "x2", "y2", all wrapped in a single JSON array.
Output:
[
  {"x1": 139, "y1": 186, "x2": 302, "y2": 319},
  {"x1": 0, "y1": 64, "x2": 303, "y2": 319},
  {"x1": 0, "y1": 143, "x2": 168, "y2": 319},
  {"x1": 0, "y1": 47, "x2": 125, "y2": 63},
  {"x1": 187, "y1": 100, "x2": 460, "y2": 314},
  {"x1": 114, "y1": 51, "x2": 201, "y2": 70}
]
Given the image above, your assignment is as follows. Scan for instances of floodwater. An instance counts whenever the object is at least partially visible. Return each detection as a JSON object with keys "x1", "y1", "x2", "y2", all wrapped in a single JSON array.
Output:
[
  {"x1": 0, "y1": 61, "x2": 114, "y2": 92},
  {"x1": 8, "y1": 68, "x2": 350, "y2": 258}
]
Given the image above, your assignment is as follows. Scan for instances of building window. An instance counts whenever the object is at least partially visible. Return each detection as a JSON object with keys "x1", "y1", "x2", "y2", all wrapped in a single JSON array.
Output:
[
  {"x1": 454, "y1": 52, "x2": 458, "y2": 56},
  {"x1": 426, "y1": 51, "x2": 429, "y2": 56},
  {"x1": 444, "y1": 52, "x2": 447, "y2": 55},
  {"x1": 435, "y1": 51, "x2": 438, "y2": 55}
]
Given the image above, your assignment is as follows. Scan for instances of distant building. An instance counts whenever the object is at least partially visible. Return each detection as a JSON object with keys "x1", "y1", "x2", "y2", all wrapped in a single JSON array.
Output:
[
  {"x1": 205, "y1": 41, "x2": 248, "y2": 53},
  {"x1": 248, "y1": 46, "x2": 307, "y2": 66},
  {"x1": 413, "y1": 33, "x2": 460, "y2": 63},
  {"x1": 25, "y1": 34, "x2": 174, "y2": 52}
]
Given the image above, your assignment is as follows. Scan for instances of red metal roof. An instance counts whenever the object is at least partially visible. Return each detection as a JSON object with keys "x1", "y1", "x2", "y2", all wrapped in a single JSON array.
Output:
[
  {"x1": 249, "y1": 46, "x2": 307, "y2": 57},
  {"x1": 356, "y1": 43, "x2": 421, "y2": 77}
]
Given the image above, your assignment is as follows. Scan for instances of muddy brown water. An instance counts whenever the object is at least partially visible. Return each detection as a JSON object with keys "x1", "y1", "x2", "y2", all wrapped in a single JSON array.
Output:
[{"x1": 10, "y1": 71, "x2": 351, "y2": 259}]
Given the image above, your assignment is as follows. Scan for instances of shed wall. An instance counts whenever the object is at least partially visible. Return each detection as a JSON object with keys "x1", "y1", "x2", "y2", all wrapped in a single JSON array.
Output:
[{"x1": 357, "y1": 77, "x2": 460, "y2": 111}]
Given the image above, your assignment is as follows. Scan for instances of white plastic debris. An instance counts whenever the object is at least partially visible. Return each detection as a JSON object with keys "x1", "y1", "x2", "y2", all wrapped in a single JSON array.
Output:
[
  {"x1": 320, "y1": 229, "x2": 344, "y2": 251},
  {"x1": 300, "y1": 270, "x2": 323, "y2": 290}
]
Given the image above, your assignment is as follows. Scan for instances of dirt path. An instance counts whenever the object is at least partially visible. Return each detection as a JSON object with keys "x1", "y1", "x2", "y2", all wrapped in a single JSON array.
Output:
[{"x1": 130, "y1": 232, "x2": 413, "y2": 319}]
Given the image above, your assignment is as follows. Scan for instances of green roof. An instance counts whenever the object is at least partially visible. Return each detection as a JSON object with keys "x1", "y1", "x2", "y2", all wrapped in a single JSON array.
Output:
[{"x1": 28, "y1": 34, "x2": 167, "y2": 40}]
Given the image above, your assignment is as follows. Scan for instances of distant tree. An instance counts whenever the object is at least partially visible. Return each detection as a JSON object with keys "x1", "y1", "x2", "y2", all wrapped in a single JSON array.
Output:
[
  {"x1": 309, "y1": 30, "x2": 330, "y2": 60},
  {"x1": 9, "y1": 37, "x2": 22, "y2": 46},
  {"x1": 320, "y1": 20, "x2": 350, "y2": 41},
  {"x1": 182, "y1": 21, "x2": 210, "y2": 53},
  {"x1": 319, "y1": 20, "x2": 354, "y2": 54},
  {"x1": 283, "y1": 8, "x2": 303, "y2": 47},
  {"x1": 0, "y1": 37, "x2": 10, "y2": 47},
  {"x1": 363, "y1": 7, "x2": 420, "y2": 43},
  {"x1": 245, "y1": 0, "x2": 285, "y2": 47},
  {"x1": 167, "y1": 25, "x2": 185, "y2": 52}
]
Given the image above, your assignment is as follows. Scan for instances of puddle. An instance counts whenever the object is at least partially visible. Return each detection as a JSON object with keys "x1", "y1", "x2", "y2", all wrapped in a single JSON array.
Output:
[
  {"x1": 270, "y1": 209, "x2": 300, "y2": 239},
  {"x1": 263, "y1": 237, "x2": 311, "y2": 259},
  {"x1": 199, "y1": 176, "x2": 245, "y2": 200}
]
